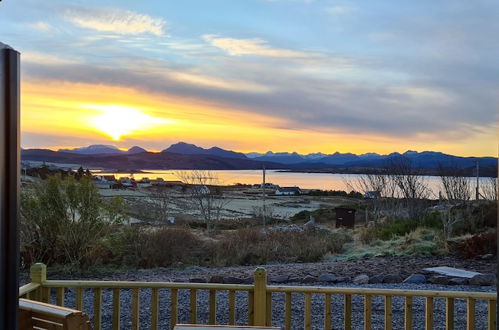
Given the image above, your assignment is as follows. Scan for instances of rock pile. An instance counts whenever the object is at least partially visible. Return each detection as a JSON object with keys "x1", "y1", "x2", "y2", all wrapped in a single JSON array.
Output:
[{"x1": 173, "y1": 268, "x2": 496, "y2": 286}]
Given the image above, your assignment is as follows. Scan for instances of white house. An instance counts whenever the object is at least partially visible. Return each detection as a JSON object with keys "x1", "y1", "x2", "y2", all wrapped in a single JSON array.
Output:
[
  {"x1": 191, "y1": 185, "x2": 210, "y2": 195},
  {"x1": 275, "y1": 186, "x2": 301, "y2": 196},
  {"x1": 364, "y1": 191, "x2": 381, "y2": 199}
]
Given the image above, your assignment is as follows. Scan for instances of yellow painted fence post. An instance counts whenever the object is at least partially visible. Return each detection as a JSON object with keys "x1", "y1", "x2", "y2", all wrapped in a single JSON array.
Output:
[
  {"x1": 30, "y1": 263, "x2": 46, "y2": 283},
  {"x1": 253, "y1": 267, "x2": 267, "y2": 326},
  {"x1": 29, "y1": 263, "x2": 47, "y2": 301}
]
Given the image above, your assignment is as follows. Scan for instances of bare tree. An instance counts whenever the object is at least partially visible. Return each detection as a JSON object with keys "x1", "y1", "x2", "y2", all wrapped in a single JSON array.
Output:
[
  {"x1": 345, "y1": 172, "x2": 387, "y2": 197},
  {"x1": 344, "y1": 170, "x2": 400, "y2": 223},
  {"x1": 149, "y1": 187, "x2": 173, "y2": 223},
  {"x1": 480, "y1": 177, "x2": 498, "y2": 201},
  {"x1": 438, "y1": 164, "x2": 472, "y2": 202},
  {"x1": 177, "y1": 170, "x2": 231, "y2": 231},
  {"x1": 387, "y1": 157, "x2": 432, "y2": 221},
  {"x1": 389, "y1": 157, "x2": 431, "y2": 200}
]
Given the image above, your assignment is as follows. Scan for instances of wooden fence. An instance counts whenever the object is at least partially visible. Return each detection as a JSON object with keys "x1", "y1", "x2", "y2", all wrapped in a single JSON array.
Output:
[{"x1": 19, "y1": 263, "x2": 496, "y2": 330}]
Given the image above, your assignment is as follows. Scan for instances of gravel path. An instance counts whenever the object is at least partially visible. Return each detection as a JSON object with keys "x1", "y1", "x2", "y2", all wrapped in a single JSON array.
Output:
[
  {"x1": 50, "y1": 283, "x2": 494, "y2": 330},
  {"x1": 31, "y1": 256, "x2": 495, "y2": 329}
]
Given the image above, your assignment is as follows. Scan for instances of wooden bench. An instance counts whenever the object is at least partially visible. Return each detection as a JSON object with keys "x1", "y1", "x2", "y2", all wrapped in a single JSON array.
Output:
[
  {"x1": 174, "y1": 325, "x2": 281, "y2": 330},
  {"x1": 19, "y1": 298, "x2": 91, "y2": 330}
]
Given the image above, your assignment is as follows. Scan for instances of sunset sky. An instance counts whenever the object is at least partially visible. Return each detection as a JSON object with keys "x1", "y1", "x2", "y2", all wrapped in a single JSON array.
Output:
[{"x1": 1, "y1": 0, "x2": 498, "y2": 156}]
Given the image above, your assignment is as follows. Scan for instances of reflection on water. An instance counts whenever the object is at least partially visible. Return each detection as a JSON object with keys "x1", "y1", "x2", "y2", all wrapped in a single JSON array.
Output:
[{"x1": 95, "y1": 169, "x2": 491, "y2": 198}]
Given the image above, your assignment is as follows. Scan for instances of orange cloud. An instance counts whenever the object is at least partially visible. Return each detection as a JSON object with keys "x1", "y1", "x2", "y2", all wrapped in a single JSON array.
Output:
[{"x1": 20, "y1": 79, "x2": 497, "y2": 157}]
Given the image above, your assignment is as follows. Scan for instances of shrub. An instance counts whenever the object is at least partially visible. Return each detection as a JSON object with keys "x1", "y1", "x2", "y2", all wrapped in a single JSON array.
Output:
[
  {"x1": 455, "y1": 230, "x2": 497, "y2": 258},
  {"x1": 357, "y1": 226, "x2": 380, "y2": 245},
  {"x1": 209, "y1": 228, "x2": 352, "y2": 266},
  {"x1": 20, "y1": 175, "x2": 126, "y2": 268},
  {"x1": 399, "y1": 228, "x2": 446, "y2": 256},
  {"x1": 110, "y1": 226, "x2": 203, "y2": 268},
  {"x1": 376, "y1": 219, "x2": 419, "y2": 240}
]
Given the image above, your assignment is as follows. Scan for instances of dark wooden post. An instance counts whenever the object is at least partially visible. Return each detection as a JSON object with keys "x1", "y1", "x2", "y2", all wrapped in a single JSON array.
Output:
[{"x1": 0, "y1": 41, "x2": 20, "y2": 330}]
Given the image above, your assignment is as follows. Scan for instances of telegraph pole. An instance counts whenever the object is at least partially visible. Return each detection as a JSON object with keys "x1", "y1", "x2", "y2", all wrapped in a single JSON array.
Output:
[
  {"x1": 475, "y1": 160, "x2": 480, "y2": 201},
  {"x1": 262, "y1": 165, "x2": 266, "y2": 227}
]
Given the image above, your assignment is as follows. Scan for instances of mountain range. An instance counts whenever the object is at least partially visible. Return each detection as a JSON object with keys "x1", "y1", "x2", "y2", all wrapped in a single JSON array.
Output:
[{"x1": 22, "y1": 142, "x2": 497, "y2": 175}]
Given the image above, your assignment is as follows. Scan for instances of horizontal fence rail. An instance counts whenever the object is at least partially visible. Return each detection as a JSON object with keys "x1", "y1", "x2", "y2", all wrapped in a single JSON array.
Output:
[{"x1": 20, "y1": 263, "x2": 496, "y2": 330}]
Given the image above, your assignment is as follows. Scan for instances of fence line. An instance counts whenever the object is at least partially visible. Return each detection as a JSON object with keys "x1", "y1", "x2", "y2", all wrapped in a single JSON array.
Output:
[{"x1": 20, "y1": 263, "x2": 496, "y2": 330}]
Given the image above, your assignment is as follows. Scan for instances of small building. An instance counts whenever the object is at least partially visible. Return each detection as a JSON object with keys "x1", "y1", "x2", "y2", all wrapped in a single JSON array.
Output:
[
  {"x1": 164, "y1": 180, "x2": 184, "y2": 187},
  {"x1": 364, "y1": 191, "x2": 381, "y2": 199},
  {"x1": 94, "y1": 181, "x2": 112, "y2": 189},
  {"x1": 261, "y1": 183, "x2": 280, "y2": 190},
  {"x1": 191, "y1": 185, "x2": 210, "y2": 195},
  {"x1": 119, "y1": 177, "x2": 136, "y2": 188},
  {"x1": 92, "y1": 175, "x2": 117, "y2": 189},
  {"x1": 275, "y1": 187, "x2": 301, "y2": 196},
  {"x1": 137, "y1": 177, "x2": 152, "y2": 188},
  {"x1": 335, "y1": 207, "x2": 356, "y2": 228},
  {"x1": 151, "y1": 178, "x2": 165, "y2": 186}
]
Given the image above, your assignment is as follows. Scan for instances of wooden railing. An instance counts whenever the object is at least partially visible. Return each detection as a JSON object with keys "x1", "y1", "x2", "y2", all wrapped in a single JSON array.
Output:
[
  {"x1": 20, "y1": 263, "x2": 496, "y2": 330},
  {"x1": 19, "y1": 298, "x2": 91, "y2": 329}
]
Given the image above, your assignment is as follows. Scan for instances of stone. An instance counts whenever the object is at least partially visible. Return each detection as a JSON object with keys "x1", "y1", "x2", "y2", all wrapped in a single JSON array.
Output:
[
  {"x1": 353, "y1": 274, "x2": 369, "y2": 284},
  {"x1": 173, "y1": 278, "x2": 189, "y2": 283},
  {"x1": 189, "y1": 278, "x2": 206, "y2": 283},
  {"x1": 403, "y1": 274, "x2": 427, "y2": 284},
  {"x1": 185, "y1": 266, "x2": 207, "y2": 272},
  {"x1": 448, "y1": 277, "x2": 467, "y2": 285},
  {"x1": 480, "y1": 254, "x2": 494, "y2": 260},
  {"x1": 368, "y1": 275, "x2": 385, "y2": 284},
  {"x1": 383, "y1": 274, "x2": 403, "y2": 284},
  {"x1": 469, "y1": 274, "x2": 497, "y2": 286},
  {"x1": 423, "y1": 266, "x2": 481, "y2": 279},
  {"x1": 241, "y1": 277, "x2": 253, "y2": 284},
  {"x1": 429, "y1": 276, "x2": 449, "y2": 285},
  {"x1": 223, "y1": 276, "x2": 245, "y2": 284},
  {"x1": 301, "y1": 275, "x2": 317, "y2": 283},
  {"x1": 208, "y1": 275, "x2": 224, "y2": 283},
  {"x1": 271, "y1": 275, "x2": 290, "y2": 283},
  {"x1": 288, "y1": 277, "x2": 301, "y2": 283},
  {"x1": 318, "y1": 273, "x2": 337, "y2": 283},
  {"x1": 335, "y1": 276, "x2": 350, "y2": 283}
]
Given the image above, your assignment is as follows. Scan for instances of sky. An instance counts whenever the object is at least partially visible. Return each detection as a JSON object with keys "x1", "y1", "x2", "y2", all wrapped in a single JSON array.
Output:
[{"x1": 0, "y1": 0, "x2": 498, "y2": 156}]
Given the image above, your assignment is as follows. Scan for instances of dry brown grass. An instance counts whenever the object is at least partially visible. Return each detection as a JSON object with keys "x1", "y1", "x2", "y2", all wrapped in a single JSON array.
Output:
[
  {"x1": 207, "y1": 228, "x2": 352, "y2": 266},
  {"x1": 109, "y1": 226, "x2": 352, "y2": 268}
]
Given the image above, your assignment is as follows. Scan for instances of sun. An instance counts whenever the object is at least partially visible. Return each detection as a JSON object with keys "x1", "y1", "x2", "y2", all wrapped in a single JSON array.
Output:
[{"x1": 83, "y1": 104, "x2": 173, "y2": 140}]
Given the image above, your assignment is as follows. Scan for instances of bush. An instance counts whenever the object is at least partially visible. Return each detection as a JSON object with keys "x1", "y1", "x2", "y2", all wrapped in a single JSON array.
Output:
[
  {"x1": 209, "y1": 228, "x2": 352, "y2": 266},
  {"x1": 291, "y1": 208, "x2": 337, "y2": 223},
  {"x1": 455, "y1": 229, "x2": 497, "y2": 258},
  {"x1": 399, "y1": 228, "x2": 446, "y2": 256},
  {"x1": 110, "y1": 226, "x2": 203, "y2": 268},
  {"x1": 308, "y1": 190, "x2": 362, "y2": 198},
  {"x1": 376, "y1": 219, "x2": 419, "y2": 240},
  {"x1": 20, "y1": 175, "x2": 126, "y2": 268},
  {"x1": 357, "y1": 215, "x2": 444, "y2": 245},
  {"x1": 357, "y1": 226, "x2": 380, "y2": 245}
]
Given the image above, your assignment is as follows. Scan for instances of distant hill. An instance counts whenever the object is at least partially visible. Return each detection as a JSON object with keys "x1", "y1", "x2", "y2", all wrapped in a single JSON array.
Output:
[
  {"x1": 249, "y1": 151, "x2": 382, "y2": 165},
  {"x1": 22, "y1": 143, "x2": 497, "y2": 175},
  {"x1": 163, "y1": 142, "x2": 248, "y2": 160},
  {"x1": 127, "y1": 146, "x2": 147, "y2": 154},
  {"x1": 22, "y1": 149, "x2": 282, "y2": 171},
  {"x1": 247, "y1": 149, "x2": 496, "y2": 169},
  {"x1": 251, "y1": 152, "x2": 305, "y2": 164},
  {"x1": 58, "y1": 144, "x2": 124, "y2": 155}
]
